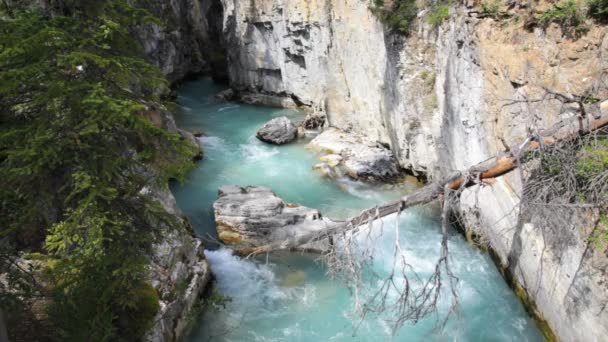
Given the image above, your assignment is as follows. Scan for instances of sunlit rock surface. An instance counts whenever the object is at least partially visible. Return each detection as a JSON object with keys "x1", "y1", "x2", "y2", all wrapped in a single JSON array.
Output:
[
  {"x1": 213, "y1": 186, "x2": 332, "y2": 251},
  {"x1": 256, "y1": 116, "x2": 298, "y2": 145},
  {"x1": 308, "y1": 128, "x2": 401, "y2": 181}
]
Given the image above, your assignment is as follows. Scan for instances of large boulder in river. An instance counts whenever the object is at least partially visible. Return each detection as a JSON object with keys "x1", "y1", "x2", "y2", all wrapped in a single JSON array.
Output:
[
  {"x1": 256, "y1": 116, "x2": 298, "y2": 145},
  {"x1": 308, "y1": 128, "x2": 401, "y2": 181},
  {"x1": 213, "y1": 186, "x2": 332, "y2": 251}
]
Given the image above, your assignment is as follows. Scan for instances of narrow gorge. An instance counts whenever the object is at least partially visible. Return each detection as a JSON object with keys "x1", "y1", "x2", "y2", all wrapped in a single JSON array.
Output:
[{"x1": 1, "y1": 0, "x2": 606, "y2": 341}]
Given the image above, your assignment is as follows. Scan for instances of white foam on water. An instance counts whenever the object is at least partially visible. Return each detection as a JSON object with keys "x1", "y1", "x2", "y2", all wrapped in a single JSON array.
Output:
[
  {"x1": 218, "y1": 104, "x2": 241, "y2": 112},
  {"x1": 198, "y1": 136, "x2": 232, "y2": 161},
  {"x1": 333, "y1": 176, "x2": 385, "y2": 201},
  {"x1": 204, "y1": 249, "x2": 289, "y2": 307},
  {"x1": 198, "y1": 136, "x2": 226, "y2": 150},
  {"x1": 179, "y1": 105, "x2": 193, "y2": 113},
  {"x1": 240, "y1": 142, "x2": 280, "y2": 162}
]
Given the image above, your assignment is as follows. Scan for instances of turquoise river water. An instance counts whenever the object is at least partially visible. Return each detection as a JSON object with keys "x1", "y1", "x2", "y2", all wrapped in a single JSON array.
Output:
[{"x1": 171, "y1": 79, "x2": 544, "y2": 341}]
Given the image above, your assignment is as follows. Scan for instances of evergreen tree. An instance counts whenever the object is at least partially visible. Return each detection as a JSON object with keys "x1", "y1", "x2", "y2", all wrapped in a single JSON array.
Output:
[{"x1": 0, "y1": 1, "x2": 197, "y2": 340}]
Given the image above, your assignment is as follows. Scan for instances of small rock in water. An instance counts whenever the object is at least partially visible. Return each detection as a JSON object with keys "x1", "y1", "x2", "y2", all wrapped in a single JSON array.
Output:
[
  {"x1": 241, "y1": 93, "x2": 298, "y2": 108},
  {"x1": 214, "y1": 88, "x2": 235, "y2": 101},
  {"x1": 297, "y1": 125, "x2": 306, "y2": 139},
  {"x1": 280, "y1": 270, "x2": 307, "y2": 288},
  {"x1": 308, "y1": 128, "x2": 401, "y2": 181},
  {"x1": 312, "y1": 162, "x2": 335, "y2": 178},
  {"x1": 256, "y1": 116, "x2": 298, "y2": 145},
  {"x1": 213, "y1": 186, "x2": 333, "y2": 250}
]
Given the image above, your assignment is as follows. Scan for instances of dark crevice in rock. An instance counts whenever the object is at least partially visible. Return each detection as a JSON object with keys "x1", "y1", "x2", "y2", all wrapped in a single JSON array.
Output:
[
  {"x1": 205, "y1": 0, "x2": 229, "y2": 83},
  {"x1": 284, "y1": 50, "x2": 306, "y2": 69},
  {"x1": 252, "y1": 21, "x2": 274, "y2": 31}
]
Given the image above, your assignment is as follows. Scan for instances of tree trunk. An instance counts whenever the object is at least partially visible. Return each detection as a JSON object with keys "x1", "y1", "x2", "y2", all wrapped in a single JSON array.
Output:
[{"x1": 238, "y1": 109, "x2": 608, "y2": 256}]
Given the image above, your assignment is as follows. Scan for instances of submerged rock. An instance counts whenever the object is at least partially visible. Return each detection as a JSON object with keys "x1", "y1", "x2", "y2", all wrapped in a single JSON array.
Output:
[
  {"x1": 214, "y1": 88, "x2": 236, "y2": 102},
  {"x1": 308, "y1": 128, "x2": 401, "y2": 181},
  {"x1": 256, "y1": 116, "x2": 298, "y2": 145},
  {"x1": 241, "y1": 93, "x2": 298, "y2": 109},
  {"x1": 312, "y1": 162, "x2": 336, "y2": 178},
  {"x1": 213, "y1": 186, "x2": 332, "y2": 251},
  {"x1": 280, "y1": 270, "x2": 307, "y2": 288}
]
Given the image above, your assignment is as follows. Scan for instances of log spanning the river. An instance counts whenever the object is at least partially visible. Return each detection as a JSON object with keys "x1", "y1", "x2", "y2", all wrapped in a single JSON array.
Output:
[{"x1": 237, "y1": 109, "x2": 608, "y2": 257}]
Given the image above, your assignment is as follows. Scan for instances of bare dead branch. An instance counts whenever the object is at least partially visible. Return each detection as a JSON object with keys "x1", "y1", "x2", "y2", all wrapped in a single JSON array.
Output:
[{"x1": 238, "y1": 109, "x2": 608, "y2": 256}]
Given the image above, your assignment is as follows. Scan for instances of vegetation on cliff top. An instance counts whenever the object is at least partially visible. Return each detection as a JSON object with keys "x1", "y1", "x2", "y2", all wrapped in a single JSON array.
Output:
[
  {"x1": 0, "y1": 0, "x2": 197, "y2": 340},
  {"x1": 370, "y1": 0, "x2": 418, "y2": 34},
  {"x1": 372, "y1": 0, "x2": 608, "y2": 35}
]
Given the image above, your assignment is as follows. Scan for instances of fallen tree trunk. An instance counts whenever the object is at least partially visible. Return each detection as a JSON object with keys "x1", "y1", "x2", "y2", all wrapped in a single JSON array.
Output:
[{"x1": 238, "y1": 109, "x2": 608, "y2": 256}]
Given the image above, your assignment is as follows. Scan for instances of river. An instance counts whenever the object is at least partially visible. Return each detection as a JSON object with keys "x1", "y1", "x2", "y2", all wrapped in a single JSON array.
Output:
[{"x1": 170, "y1": 78, "x2": 544, "y2": 341}]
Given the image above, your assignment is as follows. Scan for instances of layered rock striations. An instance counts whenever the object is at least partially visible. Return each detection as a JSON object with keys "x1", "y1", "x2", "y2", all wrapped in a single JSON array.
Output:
[
  {"x1": 308, "y1": 128, "x2": 401, "y2": 181},
  {"x1": 213, "y1": 186, "x2": 332, "y2": 251},
  {"x1": 144, "y1": 187, "x2": 211, "y2": 342}
]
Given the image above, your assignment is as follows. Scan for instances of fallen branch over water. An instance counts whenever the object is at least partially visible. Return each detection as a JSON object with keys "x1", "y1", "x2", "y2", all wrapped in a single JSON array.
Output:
[{"x1": 238, "y1": 109, "x2": 608, "y2": 256}]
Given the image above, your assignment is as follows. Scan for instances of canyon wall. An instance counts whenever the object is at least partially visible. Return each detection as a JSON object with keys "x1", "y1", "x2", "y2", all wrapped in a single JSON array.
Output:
[
  {"x1": 133, "y1": 0, "x2": 225, "y2": 83},
  {"x1": 144, "y1": 187, "x2": 211, "y2": 342},
  {"x1": 217, "y1": 0, "x2": 608, "y2": 340},
  {"x1": 136, "y1": 3, "x2": 215, "y2": 340}
]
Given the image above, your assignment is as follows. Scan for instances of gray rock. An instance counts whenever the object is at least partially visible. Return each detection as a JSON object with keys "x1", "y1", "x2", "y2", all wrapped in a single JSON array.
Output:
[
  {"x1": 213, "y1": 186, "x2": 332, "y2": 251},
  {"x1": 144, "y1": 187, "x2": 211, "y2": 342},
  {"x1": 308, "y1": 128, "x2": 401, "y2": 181},
  {"x1": 256, "y1": 116, "x2": 298, "y2": 145},
  {"x1": 132, "y1": 0, "x2": 219, "y2": 83},
  {"x1": 240, "y1": 93, "x2": 298, "y2": 108},
  {"x1": 215, "y1": 88, "x2": 236, "y2": 101},
  {"x1": 312, "y1": 162, "x2": 335, "y2": 178}
]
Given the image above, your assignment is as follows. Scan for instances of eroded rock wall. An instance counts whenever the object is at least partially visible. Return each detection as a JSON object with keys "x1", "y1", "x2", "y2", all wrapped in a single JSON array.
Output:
[
  {"x1": 145, "y1": 187, "x2": 211, "y2": 342},
  {"x1": 133, "y1": 0, "x2": 226, "y2": 83},
  {"x1": 220, "y1": 0, "x2": 392, "y2": 142}
]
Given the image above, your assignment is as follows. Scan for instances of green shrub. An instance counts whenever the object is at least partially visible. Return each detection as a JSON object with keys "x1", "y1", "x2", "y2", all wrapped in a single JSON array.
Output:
[
  {"x1": 574, "y1": 137, "x2": 607, "y2": 206},
  {"x1": 0, "y1": 1, "x2": 197, "y2": 340},
  {"x1": 577, "y1": 138, "x2": 607, "y2": 250},
  {"x1": 575, "y1": 139, "x2": 608, "y2": 183},
  {"x1": 537, "y1": 0, "x2": 587, "y2": 33},
  {"x1": 371, "y1": 0, "x2": 418, "y2": 35},
  {"x1": 481, "y1": 0, "x2": 501, "y2": 18},
  {"x1": 125, "y1": 283, "x2": 161, "y2": 339},
  {"x1": 589, "y1": 214, "x2": 608, "y2": 249},
  {"x1": 587, "y1": 0, "x2": 608, "y2": 22},
  {"x1": 427, "y1": 4, "x2": 451, "y2": 27},
  {"x1": 206, "y1": 287, "x2": 232, "y2": 310}
]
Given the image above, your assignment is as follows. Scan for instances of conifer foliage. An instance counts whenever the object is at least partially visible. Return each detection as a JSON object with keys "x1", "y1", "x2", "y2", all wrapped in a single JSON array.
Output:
[{"x1": 0, "y1": 1, "x2": 198, "y2": 340}]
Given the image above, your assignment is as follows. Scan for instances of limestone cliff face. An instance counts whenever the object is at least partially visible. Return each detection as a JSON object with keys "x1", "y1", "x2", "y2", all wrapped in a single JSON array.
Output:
[
  {"x1": 133, "y1": 3, "x2": 217, "y2": 340},
  {"x1": 219, "y1": 0, "x2": 391, "y2": 135},
  {"x1": 216, "y1": 0, "x2": 608, "y2": 340},
  {"x1": 133, "y1": 0, "x2": 225, "y2": 83},
  {"x1": 144, "y1": 187, "x2": 210, "y2": 342}
]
